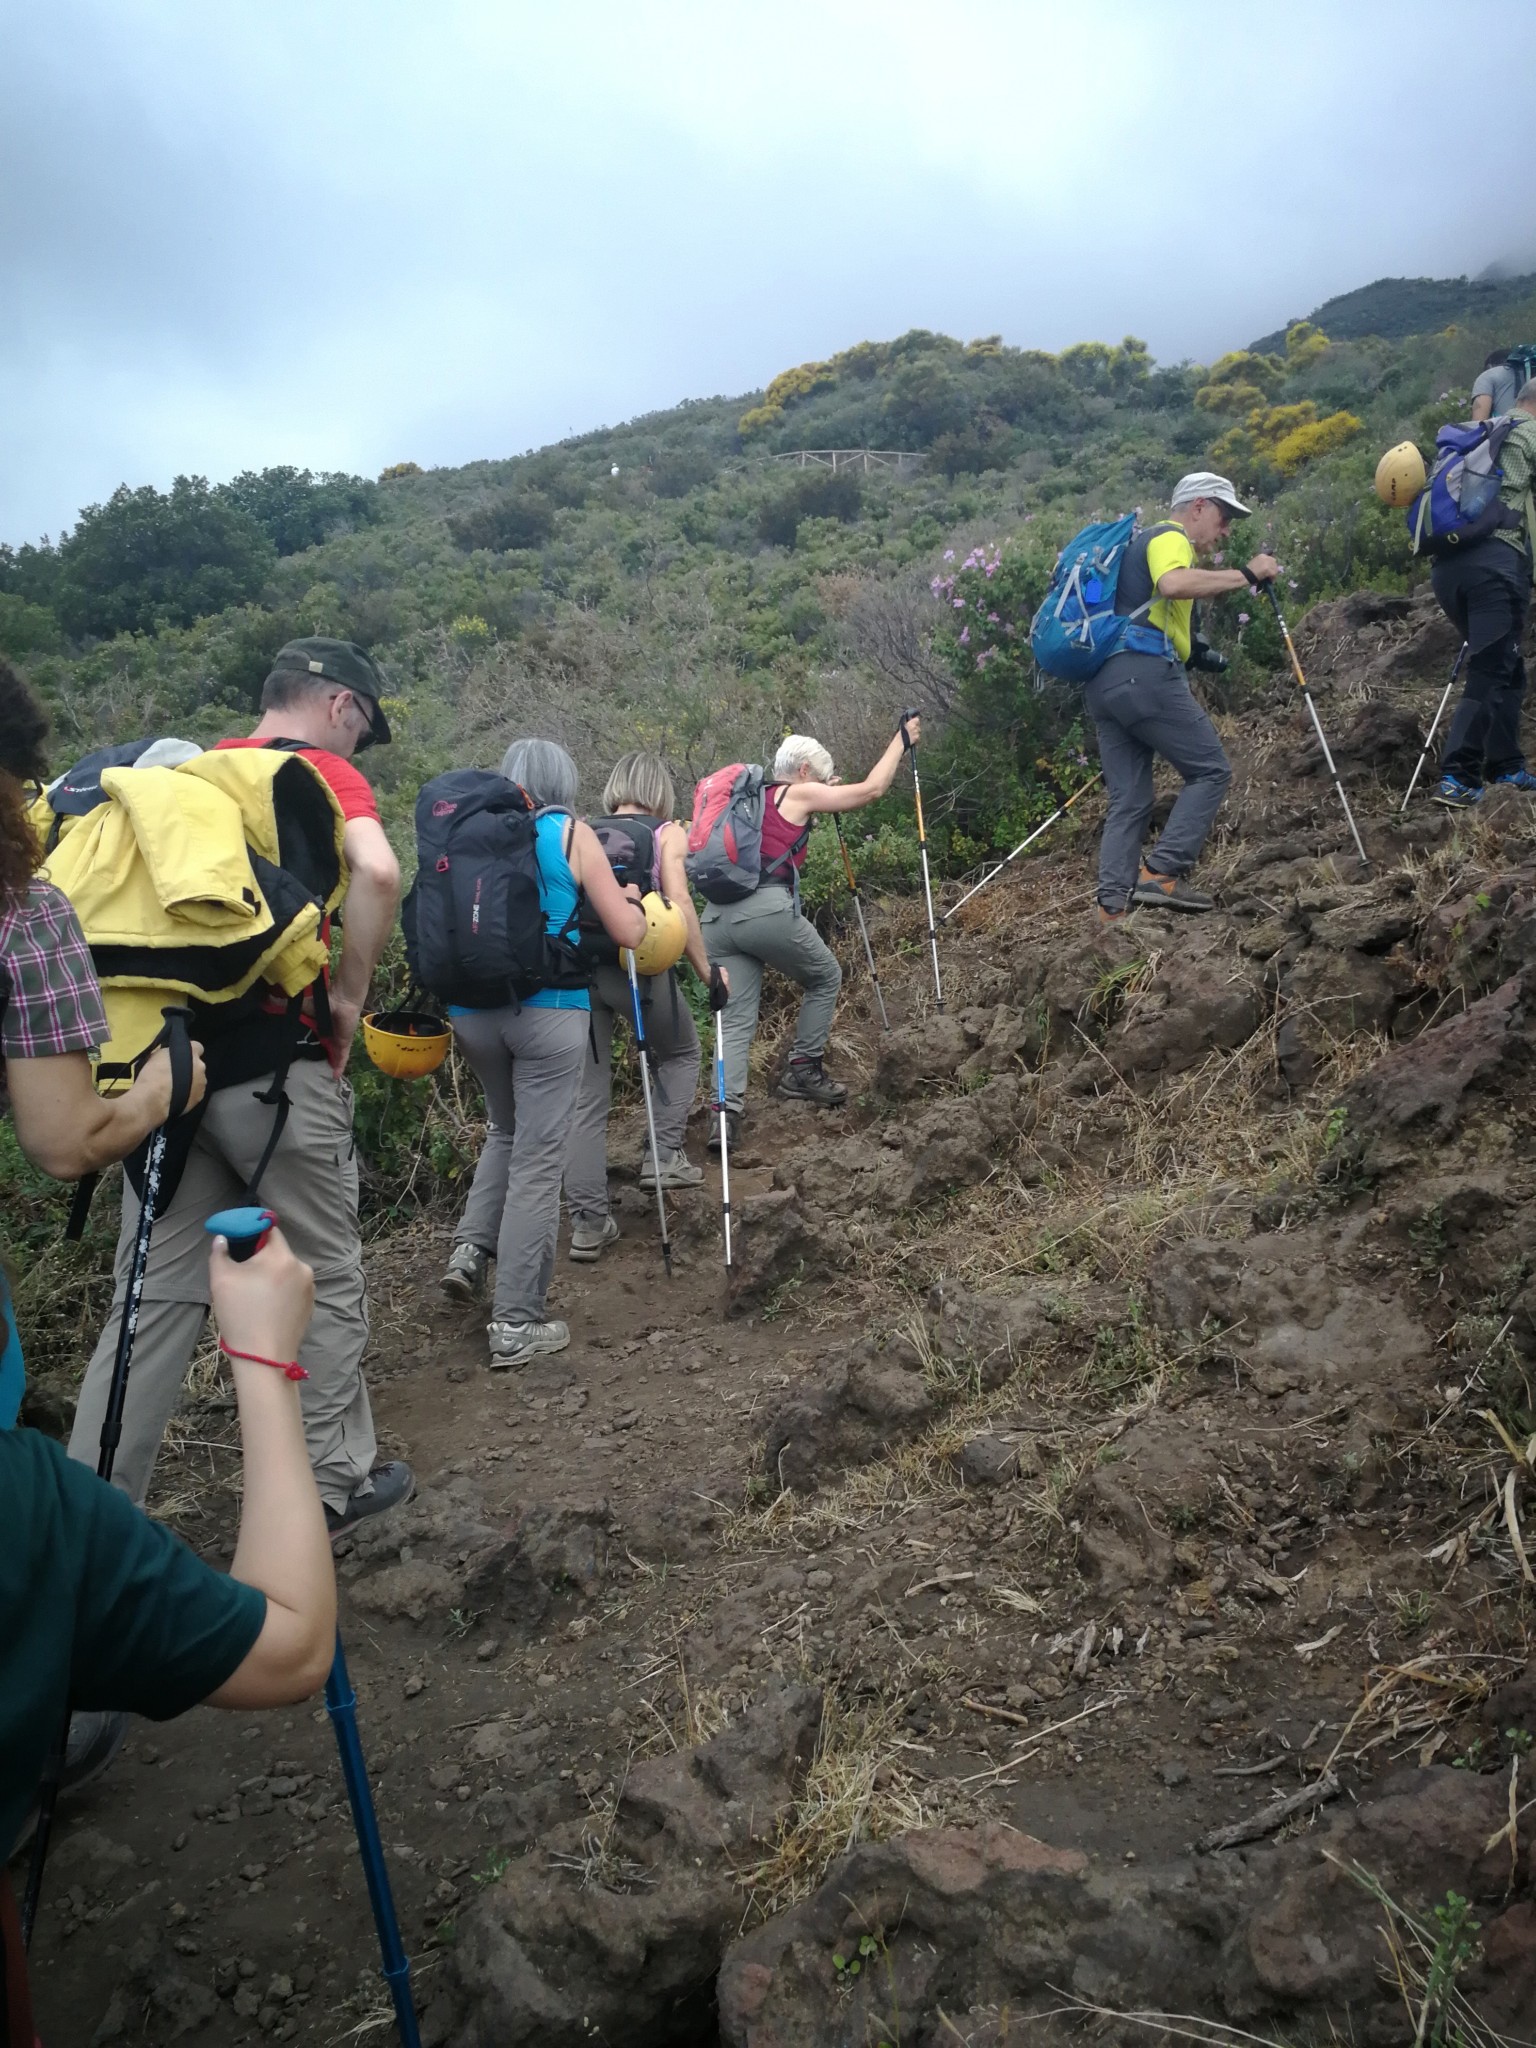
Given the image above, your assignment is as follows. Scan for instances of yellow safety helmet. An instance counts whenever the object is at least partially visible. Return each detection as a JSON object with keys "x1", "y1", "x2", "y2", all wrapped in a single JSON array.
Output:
[
  {"x1": 622, "y1": 892, "x2": 688, "y2": 977},
  {"x1": 1375, "y1": 441, "x2": 1426, "y2": 507},
  {"x1": 362, "y1": 1008, "x2": 451, "y2": 1079}
]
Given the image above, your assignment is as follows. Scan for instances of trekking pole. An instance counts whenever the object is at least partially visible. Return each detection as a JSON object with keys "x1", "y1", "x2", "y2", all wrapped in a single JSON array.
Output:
[
  {"x1": 22, "y1": 1007, "x2": 196, "y2": 1950},
  {"x1": 831, "y1": 817, "x2": 889, "y2": 1031},
  {"x1": 623, "y1": 946, "x2": 673, "y2": 1277},
  {"x1": 942, "y1": 773, "x2": 1104, "y2": 922},
  {"x1": 1260, "y1": 583, "x2": 1370, "y2": 870},
  {"x1": 326, "y1": 1634, "x2": 423, "y2": 2048},
  {"x1": 901, "y1": 711, "x2": 944, "y2": 1012},
  {"x1": 206, "y1": 1210, "x2": 421, "y2": 2048},
  {"x1": 1401, "y1": 642, "x2": 1467, "y2": 811},
  {"x1": 711, "y1": 981, "x2": 733, "y2": 1271}
]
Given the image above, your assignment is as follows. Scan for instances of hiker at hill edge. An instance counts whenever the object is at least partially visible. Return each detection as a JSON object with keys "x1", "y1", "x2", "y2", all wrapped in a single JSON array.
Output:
[
  {"x1": 1429, "y1": 381, "x2": 1536, "y2": 809},
  {"x1": 439, "y1": 738, "x2": 646, "y2": 1364},
  {"x1": 1086, "y1": 472, "x2": 1278, "y2": 919},
  {"x1": 68, "y1": 640, "x2": 413, "y2": 1558},
  {"x1": 539, "y1": 751, "x2": 725, "y2": 1271},
  {"x1": 1471, "y1": 348, "x2": 1524, "y2": 423},
  {"x1": 2, "y1": 1225, "x2": 336, "y2": 2012},
  {"x1": 0, "y1": 661, "x2": 208, "y2": 1431},
  {"x1": 701, "y1": 721, "x2": 917, "y2": 1148}
]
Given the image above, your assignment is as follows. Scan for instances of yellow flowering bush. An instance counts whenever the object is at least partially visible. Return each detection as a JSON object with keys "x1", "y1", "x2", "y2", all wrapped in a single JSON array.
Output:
[
  {"x1": 1285, "y1": 321, "x2": 1330, "y2": 367},
  {"x1": 379, "y1": 461, "x2": 423, "y2": 480},
  {"x1": 1271, "y1": 410, "x2": 1362, "y2": 474},
  {"x1": 1193, "y1": 349, "x2": 1285, "y2": 412}
]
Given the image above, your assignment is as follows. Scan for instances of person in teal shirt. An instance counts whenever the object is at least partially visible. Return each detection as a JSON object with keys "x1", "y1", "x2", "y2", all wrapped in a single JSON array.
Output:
[{"x1": 2, "y1": 1225, "x2": 337, "y2": 2035}]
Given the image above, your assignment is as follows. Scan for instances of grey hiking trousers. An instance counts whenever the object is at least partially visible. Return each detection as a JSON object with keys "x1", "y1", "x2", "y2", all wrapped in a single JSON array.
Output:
[
  {"x1": 451, "y1": 1002, "x2": 588, "y2": 1323},
  {"x1": 68, "y1": 1059, "x2": 376, "y2": 1516},
  {"x1": 1083, "y1": 652, "x2": 1232, "y2": 911},
  {"x1": 701, "y1": 883, "x2": 841, "y2": 1115},
  {"x1": 564, "y1": 964, "x2": 701, "y2": 1223}
]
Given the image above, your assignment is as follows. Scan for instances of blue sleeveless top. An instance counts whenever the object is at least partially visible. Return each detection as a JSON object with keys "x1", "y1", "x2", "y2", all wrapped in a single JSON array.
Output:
[{"x1": 448, "y1": 809, "x2": 590, "y2": 1015}]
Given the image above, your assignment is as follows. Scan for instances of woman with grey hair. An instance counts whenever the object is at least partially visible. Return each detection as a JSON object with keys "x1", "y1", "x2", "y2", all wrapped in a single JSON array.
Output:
[
  {"x1": 702, "y1": 715, "x2": 919, "y2": 1146},
  {"x1": 439, "y1": 738, "x2": 646, "y2": 1367},
  {"x1": 562, "y1": 750, "x2": 727, "y2": 1261}
]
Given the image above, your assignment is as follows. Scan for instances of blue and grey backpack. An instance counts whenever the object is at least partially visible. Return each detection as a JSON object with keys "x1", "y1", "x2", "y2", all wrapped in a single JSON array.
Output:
[
  {"x1": 1029, "y1": 514, "x2": 1177, "y2": 682},
  {"x1": 1408, "y1": 419, "x2": 1522, "y2": 556}
]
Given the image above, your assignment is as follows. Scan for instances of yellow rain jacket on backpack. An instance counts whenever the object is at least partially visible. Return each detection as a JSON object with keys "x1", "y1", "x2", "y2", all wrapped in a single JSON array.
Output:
[{"x1": 36, "y1": 747, "x2": 348, "y2": 1089}]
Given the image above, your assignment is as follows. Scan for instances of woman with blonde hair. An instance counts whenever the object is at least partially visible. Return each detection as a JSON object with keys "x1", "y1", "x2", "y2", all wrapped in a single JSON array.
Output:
[
  {"x1": 702, "y1": 716, "x2": 918, "y2": 1147},
  {"x1": 562, "y1": 751, "x2": 725, "y2": 1261}
]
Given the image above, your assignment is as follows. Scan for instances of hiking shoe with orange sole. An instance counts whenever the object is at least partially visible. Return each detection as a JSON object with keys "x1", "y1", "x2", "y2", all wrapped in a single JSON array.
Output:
[{"x1": 1132, "y1": 866, "x2": 1215, "y2": 912}]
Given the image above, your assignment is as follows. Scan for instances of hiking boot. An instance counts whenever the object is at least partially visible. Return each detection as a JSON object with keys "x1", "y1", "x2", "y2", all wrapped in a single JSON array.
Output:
[
  {"x1": 1433, "y1": 775, "x2": 1483, "y2": 810},
  {"x1": 487, "y1": 1317, "x2": 570, "y2": 1369},
  {"x1": 1491, "y1": 768, "x2": 1536, "y2": 792},
  {"x1": 1095, "y1": 901, "x2": 1131, "y2": 926},
  {"x1": 640, "y1": 1146, "x2": 705, "y2": 1189},
  {"x1": 569, "y1": 1215, "x2": 620, "y2": 1263},
  {"x1": 1132, "y1": 866, "x2": 1215, "y2": 912},
  {"x1": 325, "y1": 1460, "x2": 416, "y2": 1536},
  {"x1": 775, "y1": 1055, "x2": 849, "y2": 1107},
  {"x1": 707, "y1": 1107, "x2": 741, "y2": 1153},
  {"x1": 440, "y1": 1242, "x2": 489, "y2": 1302}
]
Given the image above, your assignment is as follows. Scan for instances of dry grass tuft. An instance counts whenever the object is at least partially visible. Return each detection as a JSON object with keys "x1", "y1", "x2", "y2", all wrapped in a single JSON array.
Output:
[{"x1": 735, "y1": 1692, "x2": 942, "y2": 1921}]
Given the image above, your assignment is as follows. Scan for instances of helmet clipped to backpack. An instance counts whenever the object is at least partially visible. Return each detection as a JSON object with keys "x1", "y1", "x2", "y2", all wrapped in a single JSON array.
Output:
[
  {"x1": 623, "y1": 893, "x2": 688, "y2": 977},
  {"x1": 362, "y1": 1009, "x2": 451, "y2": 1079},
  {"x1": 1374, "y1": 441, "x2": 1426, "y2": 507}
]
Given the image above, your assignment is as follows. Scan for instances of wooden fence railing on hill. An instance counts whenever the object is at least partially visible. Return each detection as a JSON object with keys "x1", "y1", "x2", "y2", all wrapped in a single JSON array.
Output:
[{"x1": 770, "y1": 450, "x2": 925, "y2": 475}]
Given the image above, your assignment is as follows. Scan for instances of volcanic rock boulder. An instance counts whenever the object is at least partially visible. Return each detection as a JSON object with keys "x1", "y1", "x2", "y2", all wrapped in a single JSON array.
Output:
[
  {"x1": 716, "y1": 1822, "x2": 1246, "y2": 2047},
  {"x1": 724, "y1": 1187, "x2": 832, "y2": 1314},
  {"x1": 1340, "y1": 970, "x2": 1535, "y2": 1174},
  {"x1": 460, "y1": 1499, "x2": 613, "y2": 1631},
  {"x1": 715, "y1": 1762, "x2": 1532, "y2": 2046},
  {"x1": 759, "y1": 1333, "x2": 934, "y2": 1494},
  {"x1": 1147, "y1": 1224, "x2": 1435, "y2": 1422},
  {"x1": 1102, "y1": 950, "x2": 1268, "y2": 1080},
  {"x1": 430, "y1": 1684, "x2": 822, "y2": 2048}
]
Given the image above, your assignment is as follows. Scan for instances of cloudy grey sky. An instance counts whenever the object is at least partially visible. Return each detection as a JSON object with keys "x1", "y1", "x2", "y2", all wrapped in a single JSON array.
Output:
[{"x1": 6, "y1": 0, "x2": 1535, "y2": 543}]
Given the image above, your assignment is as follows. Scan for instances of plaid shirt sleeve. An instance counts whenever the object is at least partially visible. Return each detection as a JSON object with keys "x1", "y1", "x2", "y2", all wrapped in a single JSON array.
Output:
[{"x1": 0, "y1": 882, "x2": 109, "y2": 1061}]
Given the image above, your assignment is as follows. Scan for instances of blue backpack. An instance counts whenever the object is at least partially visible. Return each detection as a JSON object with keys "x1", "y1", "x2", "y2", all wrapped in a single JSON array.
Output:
[
  {"x1": 1029, "y1": 514, "x2": 1178, "y2": 681},
  {"x1": 1408, "y1": 419, "x2": 1522, "y2": 556}
]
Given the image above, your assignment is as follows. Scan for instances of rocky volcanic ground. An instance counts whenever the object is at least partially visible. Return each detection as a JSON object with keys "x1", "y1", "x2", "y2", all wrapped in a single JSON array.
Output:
[{"x1": 16, "y1": 586, "x2": 1536, "y2": 2046}]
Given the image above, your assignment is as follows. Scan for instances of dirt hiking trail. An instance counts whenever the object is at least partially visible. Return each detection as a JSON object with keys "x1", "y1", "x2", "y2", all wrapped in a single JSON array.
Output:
[{"x1": 21, "y1": 586, "x2": 1536, "y2": 2046}]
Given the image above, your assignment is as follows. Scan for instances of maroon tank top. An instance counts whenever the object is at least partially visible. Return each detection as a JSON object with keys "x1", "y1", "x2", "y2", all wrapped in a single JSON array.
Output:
[{"x1": 759, "y1": 785, "x2": 812, "y2": 880}]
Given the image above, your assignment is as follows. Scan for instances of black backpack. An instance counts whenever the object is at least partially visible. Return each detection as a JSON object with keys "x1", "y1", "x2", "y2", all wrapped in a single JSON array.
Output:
[
  {"x1": 577, "y1": 814, "x2": 663, "y2": 967},
  {"x1": 402, "y1": 770, "x2": 587, "y2": 1007}
]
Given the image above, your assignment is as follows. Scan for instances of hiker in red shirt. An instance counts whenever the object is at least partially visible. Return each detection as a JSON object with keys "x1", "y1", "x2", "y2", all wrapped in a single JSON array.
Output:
[{"x1": 61, "y1": 638, "x2": 412, "y2": 1790}]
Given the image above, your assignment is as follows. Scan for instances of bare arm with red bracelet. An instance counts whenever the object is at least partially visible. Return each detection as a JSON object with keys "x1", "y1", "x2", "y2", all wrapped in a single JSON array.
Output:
[{"x1": 203, "y1": 1227, "x2": 338, "y2": 1707}]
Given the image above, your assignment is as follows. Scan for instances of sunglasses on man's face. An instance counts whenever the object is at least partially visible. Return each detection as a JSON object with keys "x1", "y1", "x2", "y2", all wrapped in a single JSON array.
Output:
[{"x1": 330, "y1": 688, "x2": 379, "y2": 749}]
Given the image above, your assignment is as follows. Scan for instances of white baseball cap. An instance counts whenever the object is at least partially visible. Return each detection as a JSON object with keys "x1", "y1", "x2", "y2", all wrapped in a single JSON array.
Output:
[{"x1": 1170, "y1": 471, "x2": 1251, "y2": 518}]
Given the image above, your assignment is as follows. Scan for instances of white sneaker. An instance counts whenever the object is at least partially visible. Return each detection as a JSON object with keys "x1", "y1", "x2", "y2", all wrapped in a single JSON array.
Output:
[
  {"x1": 440, "y1": 1242, "x2": 489, "y2": 1301},
  {"x1": 640, "y1": 1147, "x2": 705, "y2": 1189},
  {"x1": 569, "y1": 1215, "x2": 621, "y2": 1263},
  {"x1": 487, "y1": 1317, "x2": 570, "y2": 1369}
]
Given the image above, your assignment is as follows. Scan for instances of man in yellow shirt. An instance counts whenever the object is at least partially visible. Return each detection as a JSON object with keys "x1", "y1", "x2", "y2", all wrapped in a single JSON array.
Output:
[{"x1": 1088, "y1": 471, "x2": 1278, "y2": 918}]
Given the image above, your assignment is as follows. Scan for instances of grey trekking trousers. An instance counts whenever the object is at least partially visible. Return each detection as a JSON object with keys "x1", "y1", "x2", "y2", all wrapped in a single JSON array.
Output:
[
  {"x1": 68, "y1": 1059, "x2": 376, "y2": 1515},
  {"x1": 701, "y1": 883, "x2": 841, "y2": 1115},
  {"x1": 450, "y1": 1002, "x2": 588, "y2": 1324},
  {"x1": 564, "y1": 964, "x2": 701, "y2": 1223},
  {"x1": 1083, "y1": 652, "x2": 1232, "y2": 911}
]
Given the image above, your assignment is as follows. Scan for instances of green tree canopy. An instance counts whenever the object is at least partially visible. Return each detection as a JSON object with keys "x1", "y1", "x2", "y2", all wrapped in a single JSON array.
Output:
[{"x1": 53, "y1": 476, "x2": 276, "y2": 639}]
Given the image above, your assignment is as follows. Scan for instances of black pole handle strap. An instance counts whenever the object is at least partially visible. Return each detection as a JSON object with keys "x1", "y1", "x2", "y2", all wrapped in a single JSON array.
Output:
[{"x1": 65, "y1": 1006, "x2": 196, "y2": 1243}]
